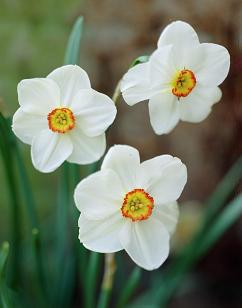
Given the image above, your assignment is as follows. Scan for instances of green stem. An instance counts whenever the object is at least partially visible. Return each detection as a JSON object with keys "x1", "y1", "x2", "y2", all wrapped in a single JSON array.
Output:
[
  {"x1": 97, "y1": 253, "x2": 116, "y2": 308},
  {"x1": 93, "y1": 81, "x2": 121, "y2": 308},
  {"x1": 112, "y1": 81, "x2": 121, "y2": 104}
]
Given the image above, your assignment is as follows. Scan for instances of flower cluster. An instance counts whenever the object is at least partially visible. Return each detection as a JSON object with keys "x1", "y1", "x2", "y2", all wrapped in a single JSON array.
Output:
[{"x1": 12, "y1": 20, "x2": 230, "y2": 270}]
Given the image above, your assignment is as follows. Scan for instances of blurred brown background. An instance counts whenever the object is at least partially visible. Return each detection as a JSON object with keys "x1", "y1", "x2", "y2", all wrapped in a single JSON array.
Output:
[{"x1": 0, "y1": 0, "x2": 242, "y2": 307}]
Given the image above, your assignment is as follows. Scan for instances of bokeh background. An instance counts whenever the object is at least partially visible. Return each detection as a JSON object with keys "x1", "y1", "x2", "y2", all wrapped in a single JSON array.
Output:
[{"x1": 0, "y1": 0, "x2": 242, "y2": 307}]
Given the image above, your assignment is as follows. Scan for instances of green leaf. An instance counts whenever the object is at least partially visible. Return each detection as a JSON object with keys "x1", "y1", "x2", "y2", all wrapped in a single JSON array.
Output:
[
  {"x1": 15, "y1": 142, "x2": 39, "y2": 229},
  {"x1": 0, "y1": 242, "x2": 10, "y2": 285},
  {"x1": 0, "y1": 114, "x2": 21, "y2": 287},
  {"x1": 203, "y1": 156, "x2": 242, "y2": 224},
  {"x1": 130, "y1": 55, "x2": 149, "y2": 68},
  {"x1": 54, "y1": 163, "x2": 73, "y2": 306},
  {"x1": 64, "y1": 16, "x2": 84, "y2": 65},
  {"x1": 31, "y1": 228, "x2": 48, "y2": 305},
  {"x1": 85, "y1": 252, "x2": 102, "y2": 308},
  {"x1": 196, "y1": 193, "x2": 242, "y2": 258},
  {"x1": 0, "y1": 242, "x2": 13, "y2": 308}
]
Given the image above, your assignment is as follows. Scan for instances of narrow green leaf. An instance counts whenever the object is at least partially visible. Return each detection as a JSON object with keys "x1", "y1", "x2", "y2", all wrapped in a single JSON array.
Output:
[
  {"x1": 130, "y1": 194, "x2": 242, "y2": 307},
  {"x1": 64, "y1": 16, "x2": 84, "y2": 65},
  {"x1": 196, "y1": 193, "x2": 242, "y2": 258},
  {"x1": 203, "y1": 156, "x2": 242, "y2": 224},
  {"x1": 85, "y1": 252, "x2": 102, "y2": 308},
  {"x1": 0, "y1": 242, "x2": 13, "y2": 308},
  {"x1": 0, "y1": 114, "x2": 21, "y2": 287},
  {"x1": 15, "y1": 142, "x2": 39, "y2": 229},
  {"x1": 54, "y1": 163, "x2": 71, "y2": 305},
  {"x1": 31, "y1": 229, "x2": 47, "y2": 305},
  {"x1": 0, "y1": 242, "x2": 10, "y2": 284},
  {"x1": 157, "y1": 193, "x2": 242, "y2": 307},
  {"x1": 117, "y1": 267, "x2": 141, "y2": 308},
  {"x1": 1, "y1": 115, "x2": 39, "y2": 231}
]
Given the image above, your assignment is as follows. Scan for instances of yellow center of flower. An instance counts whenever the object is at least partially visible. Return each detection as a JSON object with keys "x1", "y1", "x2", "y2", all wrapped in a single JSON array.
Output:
[
  {"x1": 121, "y1": 189, "x2": 154, "y2": 222},
  {"x1": 48, "y1": 107, "x2": 75, "y2": 133},
  {"x1": 171, "y1": 69, "x2": 196, "y2": 98}
]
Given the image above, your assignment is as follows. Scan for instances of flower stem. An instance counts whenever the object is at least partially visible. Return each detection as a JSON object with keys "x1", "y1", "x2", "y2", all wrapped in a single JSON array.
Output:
[
  {"x1": 112, "y1": 81, "x2": 121, "y2": 104},
  {"x1": 97, "y1": 253, "x2": 116, "y2": 308},
  {"x1": 96, "y1": 81, "x2": 121, "y2": 308}
]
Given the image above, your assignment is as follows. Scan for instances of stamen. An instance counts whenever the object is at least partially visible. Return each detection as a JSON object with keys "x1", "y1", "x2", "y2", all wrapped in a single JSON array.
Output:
[
  {"x1": 171, "y1": 69, "x2": 196, "y2": 98},
  {"x1": 121, "y1": 188, "x2": 154, "y2": 222},
  {"x1": 48, "y1": 107, "x2": 75, "y2": 134}
]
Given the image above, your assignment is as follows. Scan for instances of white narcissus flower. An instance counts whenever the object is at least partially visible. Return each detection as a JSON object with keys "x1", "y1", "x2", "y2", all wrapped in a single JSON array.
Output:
[
  {"x1": 74, "y1": 145, "x2": 187, "y2": 270},
  {"x1": 12, "y1": 65, "x2": 117, "y2": 173},
  {"x1": 121, "y1": 21, "x2": 230, "y2": 135}
]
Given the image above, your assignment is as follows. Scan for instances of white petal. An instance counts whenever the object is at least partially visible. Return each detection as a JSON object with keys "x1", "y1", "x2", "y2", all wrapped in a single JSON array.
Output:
[
  {"x1": 154, "y1": 202, "x2": 179, "y2": 235},
  {"x1": 119, "y1": 218, "x2": 170, "y2": 270},
  {"x1": 148, "y1": 93, "x2": 180, "y2": 135},
  {"x1": 173, "y1": 45, "x2": 205, "y2": 72},
  {"x1": 17, "y1": 78, "x2": 60, "y2": 115},
  {"x1": 137, "y1": 155, "x2": 177, "y2": 188},
  {"x1": 120, "y1": 62, "x2": 159, "y2": 106},
  {"x1": 78, "y1": 214, "x2": 124, "y2": 253},
  {"x1": 149, "y1": 46, "x2": 176, "y2": 84},
  {"x1": 139, "y1": 156, "x2": 187, "y2": 205},
  {"x1": 158, "y1": 21, "x2": 199, "y2": 49},
  {"x1": 74, "y1": 169, "x2": 124, "y2": 219},
  {"x1": 101, "y1": 145, "x2": 140, "y2": 192},
  {"x1": 47, "y1": 65, "x2": 91, "y2": 107},
  {"x1": 31, "y1": 129, "x2": 73, "y2": 173},
  {"x1": 12, "y1": 108, "x2": 47, "y2": 144},
  {"x1": 73, "y1": 89, "x2": 116, "y2": 136},
  {"x1": 67, "y1": 129, "x2": 106, "y2": 165},
  {"x1": 196, "y1": 43, "x2": 230, "y2": 86},
  {"x1": 179, "y1": 86, "x2": 222, "y2": 122}
]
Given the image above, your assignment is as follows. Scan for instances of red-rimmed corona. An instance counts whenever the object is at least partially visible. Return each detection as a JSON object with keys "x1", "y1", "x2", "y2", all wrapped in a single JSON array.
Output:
[
  {"x1": 121, "y1": 188, "x2": 154, "y2": 221},
  {"x1": 171, "y1": 69, "x2": 196, "y2": 98},
  {"x1": 48, "y1": 107, "x2": 75, "y2": 133}
]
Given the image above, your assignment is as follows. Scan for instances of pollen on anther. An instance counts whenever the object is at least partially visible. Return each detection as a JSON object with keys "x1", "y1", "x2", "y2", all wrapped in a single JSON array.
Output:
[
  {"x1": 48, "y1": 107, "x2": 75, "y2": 134},
  {"x1": 121, "y1": 188, "x2": 154, "y2": 222},
  {"x1": 171, "y1": 69, "x2": 196, "y2": 98}
]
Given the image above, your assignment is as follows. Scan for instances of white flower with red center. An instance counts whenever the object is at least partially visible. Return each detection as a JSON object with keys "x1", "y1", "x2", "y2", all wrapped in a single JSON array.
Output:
[
  {"x1": 120, "y1": 21, "x2": 230, "y2": 135},
  {"x1": 12, "y1": 65, "x2": 117, "y2": 172},
  {"x1": 74, "y1": 145, "x2": 187, "y2": 270}
]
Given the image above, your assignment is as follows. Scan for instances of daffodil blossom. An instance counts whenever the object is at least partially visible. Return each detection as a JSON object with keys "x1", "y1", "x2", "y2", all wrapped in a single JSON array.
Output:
[
  {"x1": 74, "y1": 145, "x2": 187, "y2": 270},
  {"x1": 12, "y1": 65, "x2": 117, "y2": 172},
  {"x1": 121, "y1": 21, "x2": 230, "y2": 135}
]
